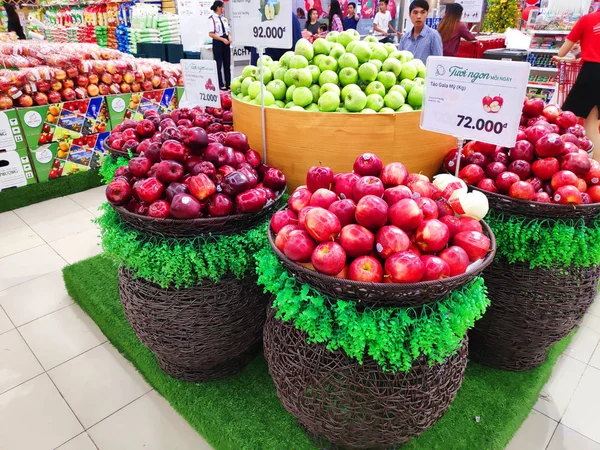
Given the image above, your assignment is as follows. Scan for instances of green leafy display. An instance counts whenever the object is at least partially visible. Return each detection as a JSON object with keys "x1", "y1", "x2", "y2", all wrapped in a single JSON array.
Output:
[
  {"x1": 255, "y1": 247, "x2": 490, "y2": 373},
  {"x1": 486, "y1": 210, "x2": 600, "y2": 268},
  {"x1": 97, "y1": 205, "x2": 270, "y2": 288},
  {"x1": 99, "y1": 155, "x2": 129, "y2": 184}
]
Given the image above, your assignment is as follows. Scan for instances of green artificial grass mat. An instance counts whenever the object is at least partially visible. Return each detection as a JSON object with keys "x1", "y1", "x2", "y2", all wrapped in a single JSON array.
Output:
[
  {"x1": 63, "y1": 254, "x2": 572, "y2": 450},
  {"x1": 0, "y1": 170, "x2": 103, "y2": 213}
]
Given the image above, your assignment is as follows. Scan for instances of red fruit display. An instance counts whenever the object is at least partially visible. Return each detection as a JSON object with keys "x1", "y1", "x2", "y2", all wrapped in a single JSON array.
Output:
[
  {"x1": 284, "y1": 230, "x2": 316, "y2": 262},
  {"x1": 348, "y1": 256, "x2": 384, "y2": 282},
  {"x1": 333, "y1": 172, "x2": 360, "y2": 200},
  {"x1": 311, "y1": 242, "x2": 347, "y2": 276},
  {"x1": 353, "y1": 153, "x2": 383, "y2": 177},
  {"x1": 452, "y1": 231, "x2": 490, "y2": 262},
  {"x1": 310, "y1": 188, "x2": 338, "y2": 209},
  {"x1": 459, "y1": 164, "x2": 485, "y2": 185},
  {"x1": 509, "y1": 141, "x2": 535, "y2": 162},
  {"x1": 304, "y1": 208, "x2": 341, "y2": 242},
  {"x1": 535, "y1": 133, "x2": 564, "y2": 157},
  {"x1": 388, "y1": 198, "x2": 423, "y2": 232},
  {"x1": 353, "y1": 176, "x2": 385, "y2": 201},
  {"x1": 383, "y1": 185, "x2": 412, "y2": 205},
  {"x1": 380, "y1": 162, "x2": 408, "y2": 186},
  {"x1": 134, "y1": 177, "x2": 164, "y2": 204},
  {"x1": 170, "y1": 193, "x2": 201, "y2": 219},
  {"x1": 385, "y1": 251, "x2": 425, "y2": 283},
  {"x1": 148, "y1": 200, "x2": 171, "y2": 219},
  {"x1": 420, "y1": 255, "x2": 451, "y2": 281},
  {"x1": 339, "y1": 224, "x2": 375, "y2": 258},
  {"x1": 532, "y1": 158, "x2": 559, "y2": 181},
  {"x1": 288, "y1": 187, "x2": 312, "y2": 212},
  {"x1": 415, "y1": 219, "x2": 450, "y2": 253},
  {"x1": 306, "y1": 166, "x2": 334, "y2": 192},
  {"x1": 509, "y1": 181, "x2": 535, "y2": 200},
  {"x1": 105, "y1": 179, "x2": 132, "y2": 206},
  {"x1": 553, "y1": 185, "x2": 582, "y2": 205},
  {"x1": 375, "y1": 226, "x2": 410, "y2": 259},
  {"x1": 439, "y1": 246, "x2": 470, "y2": 276},
  {"x1": 355, "y1": 195, "x2": 388, "y2": 229},
  {"x1": 328, "y1": 199, "x2": 357, "y2": 227}
]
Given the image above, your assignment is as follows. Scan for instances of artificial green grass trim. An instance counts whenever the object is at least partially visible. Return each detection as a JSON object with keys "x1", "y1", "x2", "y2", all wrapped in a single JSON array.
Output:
[
  {"x1": 0, "y1": 170, "x2": 103, "y2": 213},
  {"x1": 63, "y1": 253, "x2": 572, "y2": 450}
]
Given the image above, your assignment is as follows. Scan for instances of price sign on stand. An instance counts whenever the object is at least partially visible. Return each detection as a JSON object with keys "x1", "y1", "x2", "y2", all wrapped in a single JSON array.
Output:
[
  {"x1": 180, "y1": 60, "x2": 222, "y2": 108},
  {"x1": 421, "y1": 57, "x2": 530, "y2": 152},
  {"x1": 230, "y1": 0, "x2": 293, "y2": 49}
]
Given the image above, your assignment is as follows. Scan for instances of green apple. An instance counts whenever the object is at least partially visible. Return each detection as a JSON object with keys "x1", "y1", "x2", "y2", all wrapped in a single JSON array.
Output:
[
  {"x1": 289, "y1": 105, "x2": 305, "y2": 111},
  {"x1": 364, "y1": 35, "x2": 378, "y2": 43},
  {"x1": 293, "y1": 86, "x2": 313, "y2": 107},
  {"x1": 382, "y1": 57, "x2": 403, "y2": 77},
  {"x1": 396, "y1": 50, "x2": 414, "y2": 63},
  {"x1": 308, "y1": 65, "x2": 321, "y2": 84},
  {"x1": 326, "y1": 31, "x2": 339, "y2": 43},
  {"x1": 267, "y1": 103, "x2": 279, "y2": 108},
  {"x1": 286, "y1": 85, "x2": 296, "y2": 102},
  {"x1": 318, "y1": 91, "x2": 341, "y2": 112},
  {"x1": 242, "y1": 95, "x2": 251, "y2": 102},
  {"x1": 268, "y1": 61, "x2": 281, "y2": 73},
  {"x1": 306, "y1": 103, "x2": 320, "y2": 112},
  {"x1": 259, "y1": 66, "x2": 273, "y2": 84},
  {"x1": 283, "y1": 69, "x2": 297, "y2": 87},
  {"x1": 384, "y1": 90, "x2": 405, "y2": 109},
  {"x1": 338, "y1": 52, "x2": 359, "y2": 70},
  {"x1": 274, "y1": 67, "x2": 287, "y2": 81},
  {"x1": 384, "y1": 43, "x2": 397, "y2": 55},
  {"x1": 290, "y1": 55, "x2": 309, "y2": 69},
  {"x1": 275, "y1": 100, "x2": 285, "y2": 108},
  {"x1": 241, "y1": 77, "x2": 254, "y2": 95},
  {"x1": 369, "y1": 59, "x2": 383, "y2": 71},
  {"x1": 407, "y1": 85, "x2": 424, "y2": 108},
  {"x1": 346, "y1": 40, "x2": 359, "y2": 54},
  {"x1": 352, "y1": 41, "x2": 373, "y2": 64},
  {"x1": 344, "y1": 90, "x2": 368, "y2": 112},
  {"x1": 320, "y1": 83, "x2": 340, "y2": 97},
  {"x1": 266, "y1": 79, "x2": 287, "y2": 100},
  {"x1": 280, "y1": 51, "x2": 295, "y2": 68},
  {"x1": 294, "y1": 38, "x2": 315, "y2": 61},
  {"x1": 379, "y1": 107, "x2": 395, "y2": 113},
  {"x1": 400, "y1": 61, "x2": 418, "y2": 80},
  {"x1": 337, "y1": 30, "x2": 358, "y2": 48},
  {"x1": 361, "y1": 108, "x2": 377, "y2": 114},
  {"x1": 370, "y1": 44, "x2": 388, "y2": 62},
  {"x1": 412, "y1": 59, "x2": 426, "y2": 77},
  {"x1": 339, "y1": 67, "x2": 358, "y2": 86},
  {"x1": 241, "y1": 65, "x2": 258, "y2": 80},
  {"x1": 337, "y1": 106, "x2": 348, "y2": 113},
  {"x1": 230, "y1": 77, "x2": 242, "y2": 94},
  {"x1": 319, "y1": 70, "x2": 338, "y2": 86},
  {"x1": 341, "y1": 83, "x2": 361, "y2": 99},
  {"x1": 389, "y1": 85, "x2": 407, "y2": 98},
  {"x1": 313, "y1": 54, "x2": 326, "y2": 68},
  {"x1": 254, "y1": 90, "x2": 275, "y2": 106},
  {"x1": 309, "y1": 84, "x2": 321, "y2": 103},
  {"x1": 248, "y1": 81, "x2": 262, "y2": 99},
  {"x1": 365, "y1": 94, "x2": 384, "y2": 111},
  {"x1": 377, "y1": 71, "x2": 396, "y2": 91},
  {"x1": 317, "y1": 56, "x2": 338, "y2": 73},
  {"x1": 236, "y1": 92, "x2": 244, "y2": 100},
  {"x1": 365, "y1": 81, "x2": 386, "y2": 97},
  {"x1": 257, "y1": 55, "x2": 273, "y2": 67},
  {"x1": 285, "y1": 100, "x2": 295, "y2": 108},
  {"x1": 330, "y1": 43, "x2": 346, "y2": 60},
  {"x1": 289, "y1": 68, "x2": 313, "y2": 87},
  {"x1": 414, "y1": 77, "x2": 425, "y2": 86},
  {"x1": 313, "y1": 38, "x2": 331, "y2": 56},
  {"x1": 398, "y1": 104, "x2": 414, "y2": 112},
  {"x1": 400, "y1": 78, "x2": 417, "y2": 93},
  {"x1": 358, "y1": 62, "x2": 378, "y2": 83}
]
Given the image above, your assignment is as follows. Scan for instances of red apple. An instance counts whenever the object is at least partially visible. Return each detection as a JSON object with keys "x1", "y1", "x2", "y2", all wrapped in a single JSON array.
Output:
[
  {"x1": 333, "y1": 172, "x2": 360, "y2": 200},
  {"x1": 536, "y1": 133, "x2": 564, "y2": 157},
  {"x1": 245, "y1": 149, "x2": 261, "y2": 168},
  {"x1": 534, "y1": 192, "x2": 551, "y2": 203},
  {"x1": 328, "y1": 199, "x2": 357, "y2": 227},
  {"x1": 415, "y1": 219, "x2": 450, "y2": 253},
  {"x1": 191, "y1": 161, "x2": 217, "y2": 179},
  {"x1": 288, "y1": 187, "x2": 312, "y2": 212},
  {"x1": 551, "y1": 170, "x2": 579, "y2": 190},
  {"x1": 439, "y1": 215, "x2": 461, "y2": 238},
  {"x1": 105, "y1": 179, "x2": 132, "y2": 206},
  {"x1": 459, "y1": 217, "x2": 483, "y2": 233},
  {"x1": 160, "y1": 140, "x2": 187, "y2": 162},
  {"x1": 585, "y1": 161, "x2": 600, "y2": 186},
  {"x1": 439, "y1": 246, "x2": 470, "y2": 276},
  {"x1": 507, "y1": 160, "x2": 532, "y2": 180},
  {"x1": 556, "y1": 111, "x2": 577, "y2": 129},
  {"x1": 310, "y1": 188, "x2": 338, "y2": 209},
  {"x1": 528, "y1": 177, "x2": 543, "y2": 192},
  {"x1": 270, "y1": 210, "x2": 298, "y2": 233},
  {"x1": 383, "y1": 185, "x2": 412, "y2": 205},
  {"x1": 380, "y1": 162, "x2": 408, "y2": 186},
  {"x1": 353, "y1": 176, "x2": 384, "y2": 201},
  {"x1": 128, "y1": 157, "x2": 152, "y2": 177},
  {"x1": 459, "y1": 164, "x2": 485, "y2": 185},
  {"x1": 420, "y1": 255, "x2": 451, "y2": 281},
  {"x1": 339, "y1": 224, "x2": 375, "y2": 257},
  {"x1": 436, "y1": 199, "x2": 455, "y2": 217},
  {"x1": 165, "y1": 182, "x2": 189, "y2": 202},
  {"x1": 388, "y1": 198, "x2": 423, "y2": 232},
  {"x1": 148, "y1": 200, "x2": 171, "y2": 219},
  {"x1": 477, "y1": 178, "x2": 498, "y2": 193},
  {"x1": 262, "y1": 168, "x2": 287, "y2": 192},
  {"x1": 284, "y1": 230, "x2": 316, "y2": 262},
  {"x1": 306, "y1": 165, "x2": 334, "y2": 192},
  {"x1": 526, "y1": 124, "x2": 551, "y2": 144},
  {"x1": 353, "y1": 153, "x2": 383, "y2": 176},
  {"x1": 187, "y1": 174, "x2": 216, "y2": 200},
  {"x1": 356, "y1": 195, "x2": 388, "y2": 229},
  {"x1": 375, "y1": 225, "x2": 410, "y2": 259},
  {"x1": 221, "y1": 171, "x2": 250, "y2": 197},
  {"x1": 485, "y1": 162, "x2": 507, "y2": 180},
  {"x1": 510, "y1": 140, "x2": 535, "y2": 162},
  {"x1": 532, "y1": 157, "x2": 560, "y2": 181},
  {"x1": 134, "y1": 178, "x2": 164, "y2": 204},
  {"x1": 508, "y1": 181, "x2": 535, "y2": 200},
  {"x1": 496, "y1": 171, "x2": 520, "y2": 193},
  {"x1": 582, "y1": 192, "x2": 592, "y2": 204},
  {"x1": 523, "y1": 98, "x2": 544, "y2": 117},
  {"x1": 409, "y1": 180, "x2": 441, "y2": 199},
  {"x1": 542, "y1": 105, "x2": 560, "y2": 123},
  {"x1": 384, "y1": 251, "x2": 425, "y2": 283},
  {"x1": 587, "y1": 185, "x2": 600, "y2": 202},
  {"x1": 453, "y1": 231, "x2": 490, "y2": 262},
  {"x1": 236, "y1": 188, "x2": 267, "y2": 212},
  {"x1": 275, "y1": 224, "x2": 300, "y2": 251},
  {"x1": 467, "y1": 152, "x2": 489, "y2": 168},
  {"x1": 348, "y1": 256, "x2": 384, "y2": 282},
  {"x1": 492, "y1": 150, "x2": 510, "y2": 166},
  {"x1": 223, "y1": 132, "x2": 250, "y2": 152},
  {"x1": 577, "y1": 178, "x2": 588, "y2": 193},
  {"x1": 416, "y1": 197, "x2": 439, "y2": 220},
  {"x1": 553, "y1": 185, "x2": 582, "y2": 205},
  {"x1": 170, "y1": 193, "x2": 201, "y2": 219},
  {"x1": 298, "y1": 206, "x2": 317, "y2": 230},
  {"x1": 311, "y1": 242, "x2": 347, "y2": 276},
  {"x1": 304, "y1": 208, "x2": 341, "y2": 242},
  {"x1": 561, "y1": 153, "x2": 591, "y2": 177}
]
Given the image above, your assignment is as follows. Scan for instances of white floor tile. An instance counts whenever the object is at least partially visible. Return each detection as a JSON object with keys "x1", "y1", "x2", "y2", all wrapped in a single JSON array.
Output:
[
  {"x1": 30, "y1": 209, "x2": 97, "y2": 243},
  {"x1": 49, "y1": 343, "x2": 151, "y2": 428},
  {"x1": 0, "y1": 245, "x2": 66, "y2": 291},
  {"x1": 563, "y1": 326, "x2": 600, "y2": 364},
  {"x1": 0, "y1": 225, "x2": 44, "y2": 258},
  {"x1": 0, "y1": 271, "x2": 73, "y2": 326},
  {"x1": 562, "y1": 366, "x2": 600, "y2": 443},
  {"x1": 547, "y1": 424, "x2": 600, "y2": 450},
  {"x1": 49, "y1": 228, "x2": 101, "y2": 264},
  {"x1": 68, "y1": 186, "x2": 106, "y2": 208},
  {"x1": 56, "y1": 433, "x2": 97, "y2": 450},
  {"x1": 506, "y1": 409, "x2": 558, "y2": 450},
  {"x1": 581, "y1": 314, "x2": 600, "y2": 334},
  {"x1": 590, "y1": 343, "x2": 600, "y2": 370},
  {"x1": 0, "y1": 329, "x2": 44, "y2": 394},
  {"x1": 534, "y1": 355, "x2": 586, "y2": 421},
  {"x1": 0, "y1": 307, "x2": 13, "y2": 334},
  {"x1": 19, "y1": 304, "x2": 106, "y2": 370},
  {"x1": 14, "y1": 197, "x2": 83, "y2": 226},
  {"x1": 88, "y1": 390, "x2": 211, "y2": 450},
  {"x1": 0, "y1": 374, "x2": 83, "y2": 450},
  {"x1": 589, "y1": 295, "x2": 600, "y2": 317},
  {"x1": 0, "y1": 211, "x2": 25, "y2": 232}
]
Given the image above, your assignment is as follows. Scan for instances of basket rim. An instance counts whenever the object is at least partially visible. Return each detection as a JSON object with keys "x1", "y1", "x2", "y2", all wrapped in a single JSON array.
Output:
[{"x1": 267, "y1": 214, "x2": 497, "y2": 292}]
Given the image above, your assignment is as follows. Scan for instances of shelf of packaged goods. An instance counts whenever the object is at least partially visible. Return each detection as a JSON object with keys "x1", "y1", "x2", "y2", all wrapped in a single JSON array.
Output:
[
  {"x1": 531, "y1": 30, "x2": 571, "y2": 35},
  {"x1": 529, "y1": 48, "x2": 559, "y2": 54},
  {"x1": 527, "y1": 83, "x2": 557, "y2": 89},
  {"x1": 530, "y1": 66, "x2": 558, "y2": 72}
]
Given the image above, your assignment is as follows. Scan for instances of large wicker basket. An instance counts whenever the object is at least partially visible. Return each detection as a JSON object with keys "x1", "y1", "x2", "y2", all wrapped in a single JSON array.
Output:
[
  {"x1": 263, "y1": 307, "x2": 469, "y2": 449},
  {"x1": 267, "y1": 217, "x2": 496, "y2": 308},
  {"x1": 119, "y1": 267, "x2": 269, "y2": 381},
  {"x1": 103, "y1": 139, "x2": 131, "y2": 159}
]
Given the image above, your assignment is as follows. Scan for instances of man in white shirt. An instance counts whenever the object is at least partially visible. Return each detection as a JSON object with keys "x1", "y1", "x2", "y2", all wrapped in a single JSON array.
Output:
[{"x1": 373, "y1": 0, "x2": 397, "y2": 43}]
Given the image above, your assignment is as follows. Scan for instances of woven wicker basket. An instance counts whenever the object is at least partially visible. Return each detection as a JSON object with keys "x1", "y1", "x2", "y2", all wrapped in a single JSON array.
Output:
[
  {"x1": 119, "y1": 267, "x2": 269, "y2": 381},
  {"x1": 469, "y1": 258, "x2": 600, "y2": 371},
  {"x1": 263, "y1": 307, "x2": 468, "y2": 449},
  {"x1": 267, "y1": 216, "x2": 496, "y2": 308},
  {"x1": 103, "y1": 139, "x2": 131, "y2": 159}
]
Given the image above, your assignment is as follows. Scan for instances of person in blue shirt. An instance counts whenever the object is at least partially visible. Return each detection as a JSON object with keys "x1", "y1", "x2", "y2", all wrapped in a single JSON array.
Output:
[
  {"x1": 399, "y1": 0, "x2": 443, "y2": 62},
  {"x1": 343, "y1": 2, "x2": 360, "y2": 30}
]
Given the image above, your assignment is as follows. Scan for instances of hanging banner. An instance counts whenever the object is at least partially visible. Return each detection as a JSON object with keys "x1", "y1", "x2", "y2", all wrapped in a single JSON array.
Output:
[
  {"x1": 421, "y1": 57, "x2": 530, "y2": 147},
  {"x1": 231, "y1": 0, "x2": 293, "y2": 48},
  {"x1": 181, "y1": 60, "x2": 222, "y2": 108}
]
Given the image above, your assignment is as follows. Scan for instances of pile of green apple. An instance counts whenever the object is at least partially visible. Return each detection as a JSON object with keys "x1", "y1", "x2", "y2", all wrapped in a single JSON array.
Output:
[{"x1": 230, "y1": 30, "x2": 425, "y2": 114}]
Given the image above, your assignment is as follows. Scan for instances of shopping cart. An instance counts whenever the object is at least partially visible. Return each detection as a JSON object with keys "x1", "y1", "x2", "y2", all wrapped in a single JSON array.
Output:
[
  {"x1": 557, "y1": 59, "x2": 583, "y2": 106},
  {"x1": 456, "y1": 37, "x2": 506, "y2": 59}
]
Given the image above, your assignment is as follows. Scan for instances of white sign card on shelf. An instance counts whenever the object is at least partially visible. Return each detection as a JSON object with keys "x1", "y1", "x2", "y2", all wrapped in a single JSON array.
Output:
[
  {"x1": 456, "y1": 0, "x2": 485, "y2": 23},
  {"x1": 177, "y1": 0, "x2": 213, "y2": 52},
  {"x1": 180, "y1": 60, "x2": 222, "y2": 108}
]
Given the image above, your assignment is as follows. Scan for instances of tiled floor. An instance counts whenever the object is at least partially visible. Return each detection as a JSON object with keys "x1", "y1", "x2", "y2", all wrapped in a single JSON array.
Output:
[{"x1": 0, "y1": 187, "x2": 599, "y2": 449}]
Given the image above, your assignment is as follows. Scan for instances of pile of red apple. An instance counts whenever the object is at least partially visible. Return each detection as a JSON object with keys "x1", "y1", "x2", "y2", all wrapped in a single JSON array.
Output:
[
  {"x1": 105, "y1": 108, "x2": 287, "y2": 219},
  {"x1": 270, "y1": 154, "x2": 492, "y2": 283},
  {"x1": 204, "y1": 92, "x2": 233, "y2": 123},
  {"x1": 445, "y1": 98, "x2": 599, "y2": 205}
]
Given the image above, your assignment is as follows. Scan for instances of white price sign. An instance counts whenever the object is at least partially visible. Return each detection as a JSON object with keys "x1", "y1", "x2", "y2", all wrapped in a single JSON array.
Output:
[
  {"x1": 231, "y1": 0, "x2": 292, "y2": 49},
  {"x1": 181, "y1": 60, "x2": 222, "y2": 108},
  {"x1": 421, "y1": 57, "x2": 530, "y2": 148}
]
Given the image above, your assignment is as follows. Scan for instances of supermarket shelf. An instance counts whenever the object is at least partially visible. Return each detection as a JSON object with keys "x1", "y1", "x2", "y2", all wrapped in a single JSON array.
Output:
[
  {"x1": 529, "y1": 48, "x2": 559, "y2": 54},
  {"x1": 531, "y1": 30, "x2": 570, "y2": 35},
  {"x1": 528, "y1": 83, "x2": 557, "y2": 89},
  {"x1": 530, "y1": 66, "x2": 558, "y2": 72}
]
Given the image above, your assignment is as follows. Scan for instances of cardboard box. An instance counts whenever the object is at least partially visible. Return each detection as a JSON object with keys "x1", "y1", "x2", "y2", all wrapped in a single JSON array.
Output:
[
  {"x1": 0, "y1": 109, "x2": 26, "y2": 152},
  {"x1": 0, "y1": 148, "x2": 37, "y2": 191},
  {"x1": 106, "y1": 88, "x2": 180, "y2": 126}
]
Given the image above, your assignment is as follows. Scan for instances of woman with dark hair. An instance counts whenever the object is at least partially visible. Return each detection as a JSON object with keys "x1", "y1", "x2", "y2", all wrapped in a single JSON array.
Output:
[
  {"x1": 305, "y1": 8, "x2": 320, "y2": 34},
  {"x1": 4, "y1": 3, "x2": 25, "y2": 40},
  {"x1": 328, "y1": 0, "x2": 344, "y2": 32},
  {"x1": 208, "y1": 0, "x2": 231, "y2": 90},
  {"x1": 437, "y1": 3, "x2": 475, "y2": 57}
]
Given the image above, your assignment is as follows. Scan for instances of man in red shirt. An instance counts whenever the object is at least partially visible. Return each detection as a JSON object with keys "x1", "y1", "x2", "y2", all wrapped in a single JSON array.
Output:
[{"x1": 557, "y1": 11, "x2": 600, "y2": 159}]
